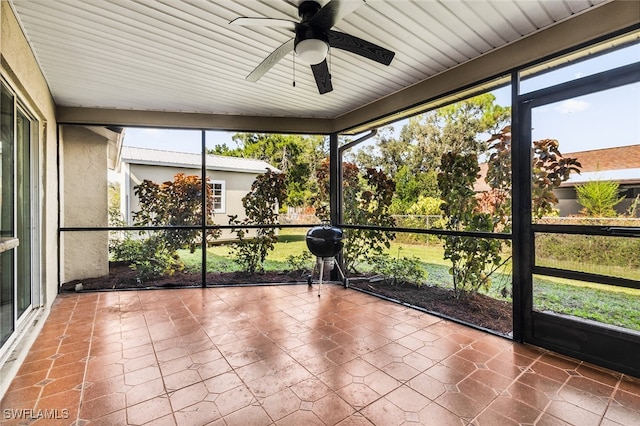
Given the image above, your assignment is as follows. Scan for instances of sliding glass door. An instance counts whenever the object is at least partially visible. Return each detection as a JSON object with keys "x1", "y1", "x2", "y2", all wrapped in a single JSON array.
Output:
[{"x1": 1, "y1": 81, "x2": 37, "y2": 349}]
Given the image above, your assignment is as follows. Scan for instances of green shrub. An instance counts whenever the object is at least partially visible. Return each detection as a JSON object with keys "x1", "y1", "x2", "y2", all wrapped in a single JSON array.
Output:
[
  {"x1": 111, "y1": 234, "x2": 183, "y2": 282},
  {"x1": 536, "y1": 233, "x2": 640, "y2": 270},
  {"x1": 370, "y1": 253, "x2": 427, "y2": 287},
  {"x1": 576, "y1": 179, "x2": 624, "y2": 217},
  {"x1": 286, "y1": 251, "x2": 313, "y2": 272}
]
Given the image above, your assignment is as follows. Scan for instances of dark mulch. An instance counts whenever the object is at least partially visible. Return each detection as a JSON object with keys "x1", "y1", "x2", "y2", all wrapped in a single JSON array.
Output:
[
  {"x1": 348, "y1": 279, "x2": 513, "y2": 335},
  {"x1": 61, "y1": 262, "x2": 513, "y2": 335}
]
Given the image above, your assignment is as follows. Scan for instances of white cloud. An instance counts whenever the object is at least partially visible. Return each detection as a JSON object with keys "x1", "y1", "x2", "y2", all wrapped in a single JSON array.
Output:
[{"x1": 556, "y1": 99, "x2": 590, "y2": 114}]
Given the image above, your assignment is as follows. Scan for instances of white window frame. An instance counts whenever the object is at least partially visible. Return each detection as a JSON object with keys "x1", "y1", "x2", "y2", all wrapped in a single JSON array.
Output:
[{"x1": 209, "y1": 180, "x2": 225, "y2": 214}]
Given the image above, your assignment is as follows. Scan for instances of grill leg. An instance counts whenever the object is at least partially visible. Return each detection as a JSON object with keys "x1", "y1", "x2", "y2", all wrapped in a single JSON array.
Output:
[{"x1": 317, "y1": 258, "x2": 325, "y2": 297}]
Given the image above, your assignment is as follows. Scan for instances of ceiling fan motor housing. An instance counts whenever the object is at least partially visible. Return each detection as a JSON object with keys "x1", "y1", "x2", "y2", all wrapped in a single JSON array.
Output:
[{"x1": 295, "y1": 1, "x2": 329, "y2": 49}]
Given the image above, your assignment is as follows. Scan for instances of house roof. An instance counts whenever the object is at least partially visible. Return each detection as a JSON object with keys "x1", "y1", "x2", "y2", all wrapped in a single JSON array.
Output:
[
  {"x1": 564, "y1": 144, "x2": 640, "y2": 173},
  {"x1": 121, "y1": 146, "x2": 278, "y2": 174},
  {"x1": 474, "y1": 144, "x2": 640, "y2": 192},
  {"x1": 563, "y1": 144, "x2": 640, "y2": 186}
]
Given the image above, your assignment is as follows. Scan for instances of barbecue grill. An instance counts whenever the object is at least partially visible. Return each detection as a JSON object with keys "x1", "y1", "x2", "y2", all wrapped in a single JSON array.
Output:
[{"x1": 305, "y1": 225, "x2": 347, "y2": 296}]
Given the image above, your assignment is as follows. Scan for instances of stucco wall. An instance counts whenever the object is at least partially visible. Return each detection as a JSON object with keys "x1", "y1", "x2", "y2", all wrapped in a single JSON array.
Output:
[
  {"x1": 127, "y1": 163, "x2": 261, "y2": 240},
  {"x1": 60, "y1": 126, "x2": 109, "y2": 282},
  {"x1": 0, "y1": 1, "x2": 59, "y2": 394}
]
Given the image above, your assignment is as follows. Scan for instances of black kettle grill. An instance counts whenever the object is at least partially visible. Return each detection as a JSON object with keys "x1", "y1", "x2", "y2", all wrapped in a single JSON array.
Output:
[{"x1": 305, "y1": 225, "x2": 347, "y2": 296}]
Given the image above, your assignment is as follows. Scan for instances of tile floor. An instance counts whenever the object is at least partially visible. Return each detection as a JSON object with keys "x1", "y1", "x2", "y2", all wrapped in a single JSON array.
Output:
[{"x1": 1, "y1": 284, "x2": 638, "y2": 425}]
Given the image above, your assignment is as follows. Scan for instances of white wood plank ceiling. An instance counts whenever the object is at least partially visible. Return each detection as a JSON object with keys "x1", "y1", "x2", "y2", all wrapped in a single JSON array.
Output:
[{"x1": 9, "y1": 0, "x2": 611, "y2": 120}]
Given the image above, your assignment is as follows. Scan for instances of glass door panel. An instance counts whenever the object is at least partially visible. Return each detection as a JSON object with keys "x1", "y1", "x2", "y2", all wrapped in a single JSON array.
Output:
[
  {"x1": 1, "y1": 84, "x2": 15, "y2": 345},
  {"x1": 16, "y1": 110, "x2": 31, "y2": 317},
  {"x1": 530, "y1": 82, "x2": 640, "y2": 334}
]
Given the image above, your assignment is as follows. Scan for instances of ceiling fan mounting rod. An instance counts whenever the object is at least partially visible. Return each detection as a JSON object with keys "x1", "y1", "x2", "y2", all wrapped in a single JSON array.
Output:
[{"x1": 298, "y1": 1, "x2": 322, "y2": 22}]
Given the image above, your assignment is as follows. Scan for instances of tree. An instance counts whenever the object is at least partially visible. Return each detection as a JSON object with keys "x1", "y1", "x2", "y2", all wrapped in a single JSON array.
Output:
[
  {"x1": 576, "y1": 179, "x2": 624, "y2": 217},
  {"x1": 400, "y1": 93, "x2": 510, "y2": 166},
  {"x1": 210, "y1": 133, "x2": 327, "y2": 207},
  {"x1": 485, "y1": 127, "x2": 582, "y2": 220},
  {"x1": 229, "y1": 169, "x2": 287, "y2": 274},
  {"x1": 438, "y1": 126, "x2": 582, "y2": 298},
  {"x1": 349, "y1": 93, "x2": 511, "y2": 211},
  {"x1": 438, "y1": 151, "x2": 505, "y2": 297}
]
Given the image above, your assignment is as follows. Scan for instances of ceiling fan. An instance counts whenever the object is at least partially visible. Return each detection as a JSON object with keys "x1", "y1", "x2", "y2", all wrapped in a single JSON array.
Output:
[{"x1": 230, "y1": 0, "x2": 395, "y2": 94}]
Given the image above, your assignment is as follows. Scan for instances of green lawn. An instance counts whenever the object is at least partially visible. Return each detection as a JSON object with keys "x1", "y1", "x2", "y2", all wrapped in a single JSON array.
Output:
[{"x1": 177, "y1": 229, "x2": 640, "y2": 332}]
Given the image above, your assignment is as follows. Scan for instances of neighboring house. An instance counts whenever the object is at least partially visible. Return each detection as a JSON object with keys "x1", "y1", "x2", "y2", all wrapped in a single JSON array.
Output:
[
  {"x1": 118, "y1": 146, "x2": 278, "y2": 239},
  {"x1": 557, "y1": 144, "x2": 640, "y2": 217},
  {"x1": 475, "y1": 144, "x2": 640, "y2": 217}
]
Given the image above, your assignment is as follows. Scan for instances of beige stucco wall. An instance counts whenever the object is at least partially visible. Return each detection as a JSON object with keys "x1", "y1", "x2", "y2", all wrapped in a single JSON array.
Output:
[
  {"x1": 127, "y1": 163, "x2": 261, "y2": 240},
  {"x1": 0, "y1": 1, "x2": 58, "y2": 394},
  {"x1": 60, "y1": 126, "x2": 109, "y2": 282}
]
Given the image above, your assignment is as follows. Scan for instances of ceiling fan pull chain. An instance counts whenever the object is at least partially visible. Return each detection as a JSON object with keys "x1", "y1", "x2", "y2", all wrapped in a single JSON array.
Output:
[{"x1": 293, "y1": 55, "x2": 296, "y2": 88}]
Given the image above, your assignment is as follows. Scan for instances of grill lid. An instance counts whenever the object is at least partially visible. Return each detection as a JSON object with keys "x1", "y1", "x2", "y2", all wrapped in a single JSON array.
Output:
[{"x1": 306, "y1": 225, "x2": 344, "y2": 257}]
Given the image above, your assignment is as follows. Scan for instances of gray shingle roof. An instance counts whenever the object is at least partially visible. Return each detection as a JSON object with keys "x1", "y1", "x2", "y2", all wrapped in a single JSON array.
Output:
[{"x1": 121, "y1": 146, "x2": 278, "y2": 174}]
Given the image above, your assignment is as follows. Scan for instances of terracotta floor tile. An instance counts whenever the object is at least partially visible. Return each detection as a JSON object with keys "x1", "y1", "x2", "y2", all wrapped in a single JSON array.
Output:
[
  {"x1": 125, "y1": 377, "x2": 166, "y2": 406},
  {"x1": 337, "y1": 382, "x2": 381, "y2": 408},
  {"x1": 335, "y1": 413, "x2": 376, "y2": 426},
  {"x1": 535, "y1": 412, "x2": 574, "y2": 425},
  {"x1": 213, "y1": 384, "x2": 256, "y2": 416},
  {"x1": 261, "y1": 387, "x2": 301, "y2": 421},
  {"x1": 223, "y1": 403, "x2": 272, "y2": 426},
  {"x1": 417, "y1": 402, "x2": 462, "y2": 426},
  {"x1": 544, "y1": 400, "x2": 602, "y2": 426},
  {"x1": 473, "y1": 407, "x2": 520, "y2": 425},
  {"x1": 457, "y1": 377, "x2": 499, "y2": 405},
  {"x1": 169, "y1": 381, "x2": 208, "y2": 411},
  {"x1": 312, "y1": 393, "x2": 354, "y2": 425},
  {"x1": 486, "y1": 394, "x2": 543, "y2": 423},
  {"x1": 385, "y1": 384, "x2": 431, "y2": 412},
  {"x1": 87, "y1": 408, "x2": 128, "y2": 426},
  {"x1": 163, "y1": 369, "x2": 202, "y2": 391},
  {"x1": 3, "y1": 286, "x2": 632, "y2": 426},
  {"x1": 435, "y1": 390, "x2": 486, "y2": 418},
  {"x1": 82, "y1": 375, "x2": 129, "y2": 402},
  {"x1": 289, "y1": 377, "x2": 333, "y2": 402},
  {"x1": 174, "y1": 400, "x2": 222, "y2": 426},
  {"x1": 39, "y1": 371, "x2": 86, "y2": 398},
  {"x1": 360, "y1": 397, "x2": 407, "y2": 426},
  {"x1": 79, "y1": 392, "x2": 126, "y2": 419},
  {"x1": 506, "y1": 380, "x2": 553, "y2": 411},
  {"x1": 557, "y1": 382, "x2": 609, "y2": 416},
  {"x1": 35, "y1": 388, "x2": 81, "y2": 416},
  {"x1": 126, "y1": 395, "x2": 173, "y2": 425},
  {"x1": 123, "y1": 365, "x2": 162, "y2": 387},
  {"x1": 618, "y1": 375, "x2": 640, "y2": 396}
]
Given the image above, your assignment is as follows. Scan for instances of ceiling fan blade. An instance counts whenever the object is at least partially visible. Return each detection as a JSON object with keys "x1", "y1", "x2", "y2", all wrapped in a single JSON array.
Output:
[
  {"x1": 328, "y1": 30, "x2": 395, "y2": 65},
  {"x1": 310, "y1": 59, "x2": 333, "y2": 94},
  {"x1": 230, "y1": 17, "x2": 296, "y2": 30},
  {"x1": 246, "y1": 39, "x2": 295, "y2": 82},
  {"x1": 309, "y1": 0, "x2": 365, "y2": 31}
]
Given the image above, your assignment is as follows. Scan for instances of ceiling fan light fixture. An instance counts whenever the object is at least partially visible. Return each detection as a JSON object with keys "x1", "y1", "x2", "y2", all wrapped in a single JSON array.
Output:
[{"x1": 295, "y1": 38, "x2": 329, "y2": 64}]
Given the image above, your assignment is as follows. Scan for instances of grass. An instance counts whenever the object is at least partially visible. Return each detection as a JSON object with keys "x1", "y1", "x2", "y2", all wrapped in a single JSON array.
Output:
[{"x1": 177, "y1": 229, "x2": 640, "y2": 332}]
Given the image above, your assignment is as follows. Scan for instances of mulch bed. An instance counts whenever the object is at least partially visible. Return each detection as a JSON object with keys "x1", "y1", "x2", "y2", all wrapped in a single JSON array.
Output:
[{"x1": 61, "y1": 262, "x2": 513, "y2": 335}]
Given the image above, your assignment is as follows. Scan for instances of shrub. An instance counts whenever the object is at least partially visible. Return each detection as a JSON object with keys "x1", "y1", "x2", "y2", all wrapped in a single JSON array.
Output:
[
  {"x1": 111, "y1": 234, "x2": 183, "y2": 282},
  {"x1": 286, "y1": 251, "x2": 314, "y2": 272},
  {"x1": 229, "y1": 169, "x2": 287, "y2": 274},
  {"x1": 576, "y1": 179, "x2": 624, "y2": 217},
  {"x1": 370, "y1": 253, "x2": 427, "y2": 287}
]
